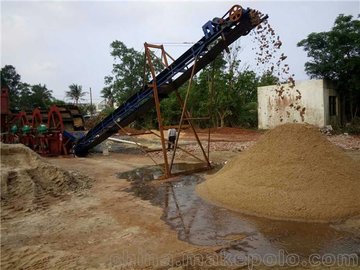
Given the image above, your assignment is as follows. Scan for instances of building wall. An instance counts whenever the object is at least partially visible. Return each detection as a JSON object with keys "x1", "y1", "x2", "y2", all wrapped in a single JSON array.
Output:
[
  {"x1": 96, "y1": 100, "x2": 118, "y2": 112},
  {"x1": 96, "y1": 101, "x2": 107, "y2": 112},
  {"x1": 258, "y1": 79, "x2": 335, "y2": 129},
  {"x1": 323, "y1": 80, "x2": 339, "y2": 126}
]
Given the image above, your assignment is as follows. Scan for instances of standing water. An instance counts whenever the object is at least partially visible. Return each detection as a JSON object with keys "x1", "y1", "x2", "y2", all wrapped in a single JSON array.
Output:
[{"x1": 118, "y1": 164, "x2": 360, "y2": 265}]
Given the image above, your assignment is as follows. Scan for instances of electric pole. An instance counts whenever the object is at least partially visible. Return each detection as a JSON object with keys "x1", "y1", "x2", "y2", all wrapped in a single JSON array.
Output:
[{"x1": 89, "y1": 87, "x2": 93, "y2": 116}]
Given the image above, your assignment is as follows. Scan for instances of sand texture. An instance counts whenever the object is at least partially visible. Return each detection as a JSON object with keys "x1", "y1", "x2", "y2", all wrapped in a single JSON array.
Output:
[
  {"x1": 197, "y1": 124, "x2": 360, "y2": 222},
  {"x1": 1, "y1": 143, "x2": 92, "y2": 215}
]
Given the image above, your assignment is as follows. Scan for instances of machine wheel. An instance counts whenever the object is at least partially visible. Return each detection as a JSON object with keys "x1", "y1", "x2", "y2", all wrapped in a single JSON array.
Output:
[
  {"x1": 11, "y1": 111, "x2": 29, "y2": 128},
  {"x1": 229, "y1": 5, "x2": 242, "y2": 22},
  {"x1": 5, "y1": 111, "x2": 28, "y2": 144},
  {"x1": 32, "y1": 108, "x2": 43, "y2": 129},
  {"x1": 47, "y1": 105, "x2": 65, "y2": 131}
]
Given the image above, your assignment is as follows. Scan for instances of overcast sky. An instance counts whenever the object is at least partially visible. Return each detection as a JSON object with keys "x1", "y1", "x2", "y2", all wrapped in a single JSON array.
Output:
[{"x1": 1, "y1": 0, "x2": 359, "y2": 104}]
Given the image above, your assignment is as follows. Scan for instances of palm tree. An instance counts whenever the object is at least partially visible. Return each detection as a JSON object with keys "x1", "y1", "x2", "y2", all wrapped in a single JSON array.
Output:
[
  {"x1": 66, "y1": 84, "x2": 86, "y2": 105},
  {"x1": 101, "y1": 86, "x2": 115, "y2": 108}
]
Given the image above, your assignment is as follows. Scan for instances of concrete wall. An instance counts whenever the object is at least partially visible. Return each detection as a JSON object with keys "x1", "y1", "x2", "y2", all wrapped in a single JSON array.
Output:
[
  {"x1": 323, "y1": 80, "x2": 340, "y2": 126},
  {"x1": 258, "y1": 79, "x2": 337, "y2": 129}
]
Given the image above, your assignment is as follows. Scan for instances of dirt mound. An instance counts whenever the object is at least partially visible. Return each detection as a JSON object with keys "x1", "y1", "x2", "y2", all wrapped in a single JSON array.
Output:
[
  {"x1": 197, "y1": 124, "x2": 360, "y2": 222},
  {"x1": 1, "y1": 143, "x2": 92, "y2": 215}
]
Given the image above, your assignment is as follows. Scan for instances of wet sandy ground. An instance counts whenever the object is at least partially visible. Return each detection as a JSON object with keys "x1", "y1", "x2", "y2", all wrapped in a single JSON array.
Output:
[
  {"x1": 122, "y1": 163, "x2": 360, "y2": 265},
  {"x1": 1, "y1": 131, "x2": 360, "y2": 269},
  {"x1": 1, "y1": 154, "x2": 197, "y2": 269}
]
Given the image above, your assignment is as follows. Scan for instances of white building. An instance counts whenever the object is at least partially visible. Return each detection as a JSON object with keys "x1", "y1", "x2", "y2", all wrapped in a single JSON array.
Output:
[
  {"x1": 96, "y1": 100, "x2": 118, "y2": 112},
  {"x1": 96, "y1": 100, "x2": 108, "y2": 112},
  {"x1": 257, "y1": 79, "x2": 339, "y2": 129}
]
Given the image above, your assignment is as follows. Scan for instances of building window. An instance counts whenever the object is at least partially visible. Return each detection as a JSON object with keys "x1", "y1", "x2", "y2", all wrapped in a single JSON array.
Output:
[{"x1": 329, "y1": 96, "x2": 337, "y2": 116}]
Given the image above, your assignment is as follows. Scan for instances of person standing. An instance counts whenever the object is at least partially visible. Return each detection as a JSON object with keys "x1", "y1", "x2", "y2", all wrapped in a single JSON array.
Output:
[{"x1": 167, "y1": 128, "x2": 177, "y2": 150}]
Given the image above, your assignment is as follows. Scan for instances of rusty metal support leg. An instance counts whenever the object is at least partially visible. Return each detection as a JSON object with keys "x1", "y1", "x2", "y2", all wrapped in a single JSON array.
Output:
[
  {"x1": 169, "y1": 57, "x2": 198, "y2": 171},
  {"x1": 145, "y1": 43, "x2": 171, "y2": 178},
  {"x1": 207, "y1": 125, "x2": 211, "y2": 160},
  {"x1": 142, "y1": 128, "x2": 205, "y2": 163},
  {"x1": 208, "y1": 60, "x2": 216, "y2": 162},
  {"x1": 174, "y1": 91, "x2": 211, "y2": 168}
]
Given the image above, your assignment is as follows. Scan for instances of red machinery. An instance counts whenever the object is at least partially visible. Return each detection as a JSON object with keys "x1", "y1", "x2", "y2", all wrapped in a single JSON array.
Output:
[
  {"x1": 0, "y1": 86, "x2": 85, "y2": 156},
  {"x1": 32, "y1": 108, "x2": 49, "y2": 155},
  {"x1": 47, "y1": 105, "x2": 69, "y2": 155},
  {"x1": 1, "y1": 86, "x2": 9, "y2": 133}
]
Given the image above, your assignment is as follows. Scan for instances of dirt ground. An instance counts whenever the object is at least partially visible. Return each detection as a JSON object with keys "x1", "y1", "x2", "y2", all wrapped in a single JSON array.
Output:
[{"x1": 1, "y1": 128, "x2": 360, "y2": 269}]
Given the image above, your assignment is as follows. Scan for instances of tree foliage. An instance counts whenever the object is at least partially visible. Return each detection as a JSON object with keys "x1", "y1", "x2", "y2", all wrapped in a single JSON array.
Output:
[
  {"x1": 258, "y1": 71, "x2": 279, "y2": 87},
  {"x1": 102, "y1": 41, "x2": 163, "y2": 106},
  {"x1": 1, "y1": 65, "x2": 54, "y2": 110},
  {"x1": 66, "y1": 84, "x2": 86, "y2": 105},
  {"x1": 79, "y1": 104, "x2": 97, "y2": 116},
  {"x1": 30, "y1": 84, "x2": 53, "y2": 108},
  {"x1": 101, "y1": 85, "x2": 115, "y2": 108},
  {"x1": 1, "y1": 65, "x2": 21, "y2": 107},
  {"x1": 298, "y1": 14, "x2": 360, "y2": 121},
  {"x1": 103, "y1": 41, "x2": 145, "y2": 104},
  {"x1": 185, "y1": 49, "x2": 260, "y2": 128}
]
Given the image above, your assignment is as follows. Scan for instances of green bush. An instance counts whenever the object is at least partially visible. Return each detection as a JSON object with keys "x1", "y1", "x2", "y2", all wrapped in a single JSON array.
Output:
[{"x1": 346, "y1": 117, "x2": 360, "y2": 135}]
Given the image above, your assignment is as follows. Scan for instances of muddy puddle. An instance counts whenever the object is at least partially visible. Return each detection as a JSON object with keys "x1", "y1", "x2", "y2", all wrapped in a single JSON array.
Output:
[{"x1": 119, "y1": 164, "x2": 360, "y2": 264}]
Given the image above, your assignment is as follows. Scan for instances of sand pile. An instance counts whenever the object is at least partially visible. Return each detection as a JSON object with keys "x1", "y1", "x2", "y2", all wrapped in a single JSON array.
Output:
[
  {"x1": 1, "y1": 143, "x2": 92, "y2": 214},
  {"x1": 197, "y1": 124, "x2": 360, "y2": 222}
]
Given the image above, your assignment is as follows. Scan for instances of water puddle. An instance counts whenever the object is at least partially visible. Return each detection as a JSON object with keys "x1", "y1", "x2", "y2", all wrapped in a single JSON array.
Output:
[{"x1": 119, "y1": 164, "x2": 360, "y2": 264}]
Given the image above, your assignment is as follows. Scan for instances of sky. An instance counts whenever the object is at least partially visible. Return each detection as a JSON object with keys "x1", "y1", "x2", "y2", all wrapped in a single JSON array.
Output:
[{"x1": 1, "y1": 0, "x2": 359, "y2": 104}]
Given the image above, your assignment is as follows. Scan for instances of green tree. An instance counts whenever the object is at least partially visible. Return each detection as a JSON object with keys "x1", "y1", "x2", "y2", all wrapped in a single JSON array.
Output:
[
  {"x1": 49, "y1": 99, "x2": 66, "y2": 106},
  {"x1": 101, "y1": 85, "x2": 115, "y2": 108},
  {"x1": 31, "y1": 84, "x2": 53, "y2": 108},
  {"x1": 230, "y1": 70, "x2": 259, "y2": 127},
  {"x1": 186, "y1": 50, "x2": 260, "y2": 128},
  {"x1": 215, "y1": 45, "x2": 259, "y2": 127},
  {"x1": 213, "y1": 70, "x2": 233, "y2": 127},
  {"x1": 1, "y1": 65, "x2": 55, "y2": 110},
  {"x1": 297, "y1": 14, "x2": 360, "y2": 122},
  {"x1": 17, "y1": 82, "x2": 32, "y2": 110},
  {"x1": 104, "y1": 41, "x2": 146, "y2": 104},
  {"x1": 66, "y1": 84, "x2": 86, "y2": 105},
  {"x1": 237, "y1": 70, "x2": 258, "y2": 104},
  {"x1": 258, "y1": 71, "x2": 279, "y2": 87},
  {"x1": 1, "y1": 65, "x2": 21, "y2": 108},
  {"x1": 16, "y1": 83, "x2": 54, "y2": 110},
  {"x1": 186, "y1": 55, "x2": 227, "y2": 128},
  {"x1": 103, "y1": 41, "x2": 162, "y2": 105},
  {"x1": 79, "y1": 104, "x2": 97, "y2": 115},
  {"x1": 102, "y1": 41, "x2": 166, "y2": 128},
  {"x1": 160, "y1": 90, "x2": 183, "y2": 126}
]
